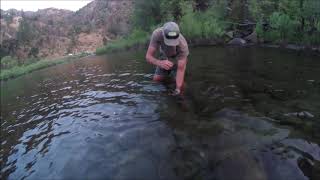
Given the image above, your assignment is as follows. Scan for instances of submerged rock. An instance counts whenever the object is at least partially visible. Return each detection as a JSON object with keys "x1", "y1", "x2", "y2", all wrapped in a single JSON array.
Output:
[
  {"x1": 228, "y1": 38, "x2": 247, "y2": 46},
  {"x1": 298, "y1": 158, "x2": 320, "y2": 180},
  {"x1": 284, "y1": 111, "x2": 315, "y2": 119}
]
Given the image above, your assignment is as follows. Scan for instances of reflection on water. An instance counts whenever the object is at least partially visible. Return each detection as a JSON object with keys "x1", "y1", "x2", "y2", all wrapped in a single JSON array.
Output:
[{"x1": 1, "y1": 47, "x2": 320, "y2": 180}]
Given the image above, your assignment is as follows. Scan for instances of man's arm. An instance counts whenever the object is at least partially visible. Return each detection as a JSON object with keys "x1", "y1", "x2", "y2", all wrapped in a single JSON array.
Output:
[
  {"x1": 145, "y1": 46, "x2": 159, "y2": 66},
  {"x1": 175, "y1": 57, "x2": 187, "y2": 93},
  {"x1": 146, "y1": 46, "x2": 173, "y2": 70},
  {"x1": 174, "y1": 34, "x2": 189, "y2": 94}
]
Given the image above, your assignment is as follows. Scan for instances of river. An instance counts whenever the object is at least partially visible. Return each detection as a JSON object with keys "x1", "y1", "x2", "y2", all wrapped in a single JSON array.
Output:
[{"x1": 1, "y1": 46, "x2": 320, "y2": 180}]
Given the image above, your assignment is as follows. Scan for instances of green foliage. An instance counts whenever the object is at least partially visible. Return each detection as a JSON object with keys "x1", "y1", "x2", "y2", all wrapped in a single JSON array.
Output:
[
  {"x1": 248, "y1": 0, "x2": 261, "y2": 20},
  {"x1": 24, "y1": 57, "x2": 40, "y2": 65},
  {"x1": 28, "y1": 47, "x2": 39, "y2": 58},
  {"x1": 0, "y1": 54, "x2": 87, "y2": 80},
  {"x1": 210, "y1": 0, "x2": 228, "y2": 20},
  {"x1": 133, "y1": 0, "x2": 162, "y2": 31},
  {"x1": 179, "y1": 6, "x2": 202, "y2": 38},
  {"x1": 97, "y1": 0, "x2": 228, "y2": 55},
  {"x1": 316, "y1": 20, "x2": 320, "y2": 31},
  {"x1": 180, "y1": 4, "x2": 226, "y2": 39},
  {"x1": 302, "y1": 0, "x2": 320, "y2": 19},
  {"x1": 73, "y1": 26, "x2": 82, "y2": 34},
  {"x1": 228, "y1": 0, "x2": 248, "y2": 22},
  {"x1": 250, "y1": 0, "x2": 320, "y2": 45},
  {"x1": 96, "y1": 29, "x2": 149, "y2": 55},
  {"x1": 302, "y1": 33, "x2": 320, "y2": 45},
  {"x1": 255, "y1": 20, "x2": 265, "y2": 38},
  {"x1": 193, "y1": 0, "x2": 213, "y2": 11},
  {"x1": 268, "y1": 12, "x2": 298, "y2": 42},
  {"x1": 1, "y1": 55, "x2": 40, "y2": 69},
  {"x1": 160, "y1": 0, "x2": 186, "y2": 21},
  {"x1": 1, "y1": 56, "x2": 19, "y2": 69},
  {"x1": 16, "y1": 18, "x2": 35, "y2": 45},
  {"x1": 249, "y1": 0, "x2": 282, "y2": 20},
  {"x1": 101, "y1": 0, "x2": 320, "y2": 52},
  {"x1": 0, "y1": 47, "x2": 10, "y2": 60}
]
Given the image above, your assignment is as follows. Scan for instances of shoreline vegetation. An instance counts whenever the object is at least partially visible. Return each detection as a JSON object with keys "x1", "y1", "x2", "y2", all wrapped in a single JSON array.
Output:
[
  {"x1": 96, "y1": 0, "x2": 320, "y2": 55},
  {"x1": 0, "y1": 53, "x2": 89, "y2": 81},
  {"x1": 95, "y1": 30, "x2": 320, "y2": 55}
]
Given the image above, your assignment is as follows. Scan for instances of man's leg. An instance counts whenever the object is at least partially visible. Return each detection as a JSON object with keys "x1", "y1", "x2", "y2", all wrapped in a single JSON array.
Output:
[
  {"x1": 153, "y1": 74, "x2": 165, "y2": 81},
  {"x1": 153, "y1": 66, "x2": 169, "y2": 82}
]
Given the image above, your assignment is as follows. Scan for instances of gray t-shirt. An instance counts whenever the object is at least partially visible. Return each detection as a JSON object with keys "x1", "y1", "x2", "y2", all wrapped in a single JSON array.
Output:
[{"x1": 149, "y1": 27, "x2": 189, "y2": 60}]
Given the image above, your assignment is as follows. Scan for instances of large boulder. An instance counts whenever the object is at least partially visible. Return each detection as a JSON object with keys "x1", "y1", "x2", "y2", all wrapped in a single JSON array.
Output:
[
  {"x1": 244, "y1": 31, "x2": 258, "y2": 44},
  {"x1": 225, "y1": 31, "x2": 234, "y2": 39}
]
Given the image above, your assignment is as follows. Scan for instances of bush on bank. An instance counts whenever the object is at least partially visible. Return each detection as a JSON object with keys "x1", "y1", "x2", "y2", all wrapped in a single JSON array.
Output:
[{"x1": 179, "y1": 4, "x2": 226, "y2": 40}]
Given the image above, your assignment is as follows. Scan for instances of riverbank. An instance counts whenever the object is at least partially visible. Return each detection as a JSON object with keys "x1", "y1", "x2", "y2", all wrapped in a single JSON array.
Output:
[
  {"x1": 96, "y1": 0, "x2": 320, "y2": 55},
  {"x1": 95, "y1": 32, "x2": 320, "y2": 56},
  {"x1": 2, "y1": 35, "x2": 318, "y2": 82},
  {"x1": 0, "y1": 53, "x2": 90, "y2": 81}
]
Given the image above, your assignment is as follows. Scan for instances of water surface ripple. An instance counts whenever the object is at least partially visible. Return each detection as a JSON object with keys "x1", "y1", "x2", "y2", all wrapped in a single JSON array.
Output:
[{"x1": 1, "y1": 47, "x2": 320, "y2": 180}]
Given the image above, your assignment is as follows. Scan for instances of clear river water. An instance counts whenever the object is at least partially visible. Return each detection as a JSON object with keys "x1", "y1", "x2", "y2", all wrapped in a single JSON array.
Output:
[{"x1": 1, "y1": 46, "x2": 320, "y2": 180}]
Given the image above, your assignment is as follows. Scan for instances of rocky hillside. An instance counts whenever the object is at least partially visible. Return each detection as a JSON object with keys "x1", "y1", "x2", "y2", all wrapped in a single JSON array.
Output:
[{"x1": 0, "y1": 0, "x2": 134, "y2": 59}]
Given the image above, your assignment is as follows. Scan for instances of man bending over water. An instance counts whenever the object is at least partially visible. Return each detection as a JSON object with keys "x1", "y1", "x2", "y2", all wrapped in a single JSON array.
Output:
[{"x1": 146, "y1": 22, "x2": 189, "y2": 95}]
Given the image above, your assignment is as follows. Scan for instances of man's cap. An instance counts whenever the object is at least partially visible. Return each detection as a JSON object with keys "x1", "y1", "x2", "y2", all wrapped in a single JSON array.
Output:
[{"x1": 163, "y1": 22, "x2": 180, "y2": 46}]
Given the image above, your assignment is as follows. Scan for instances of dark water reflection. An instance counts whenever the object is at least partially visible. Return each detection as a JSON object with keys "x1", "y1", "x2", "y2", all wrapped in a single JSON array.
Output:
[{"x1": 1, "y1": 47, "x2": 320, "y2": 180}]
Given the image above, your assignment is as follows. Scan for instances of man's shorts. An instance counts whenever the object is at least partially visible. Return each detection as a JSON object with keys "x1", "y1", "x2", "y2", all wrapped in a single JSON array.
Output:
[{"x1": 154, "y1": 51, "x2": 177, "y2": 78}]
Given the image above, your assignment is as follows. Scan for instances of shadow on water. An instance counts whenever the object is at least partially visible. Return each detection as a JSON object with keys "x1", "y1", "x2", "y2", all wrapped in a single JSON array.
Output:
[{"x1": 1, "y1": 46, "x2": 320, "y2": 180}]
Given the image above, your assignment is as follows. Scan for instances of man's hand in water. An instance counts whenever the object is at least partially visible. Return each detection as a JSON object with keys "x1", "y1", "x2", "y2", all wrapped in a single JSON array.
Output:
[
  {"x1": 169, "y1": 88, "x2": 183, "y2": 97},
  {"x1": 157, "y1": 60, "x2": 173, "y2": 70},
  {"x1": 171, "y1": 89, "x2": 181, "y2": 96}
]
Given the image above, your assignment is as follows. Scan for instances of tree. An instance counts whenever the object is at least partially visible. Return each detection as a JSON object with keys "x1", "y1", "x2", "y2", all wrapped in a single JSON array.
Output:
[
  {"x1": 16, "y1": 14, "x2": 35, "y2": 45},
  {"x1": 161, "y1": 0, "x2": 187, "y2": 21},
  {"x1": 194, "y1": 0, "x2": 212, "y2": 11},
  {"x1": 133, "y1": 0, "x2": 163, "y2": 31},
  {"x1": 28, "y1": 47, "x2": 39, "y2": 58}
]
